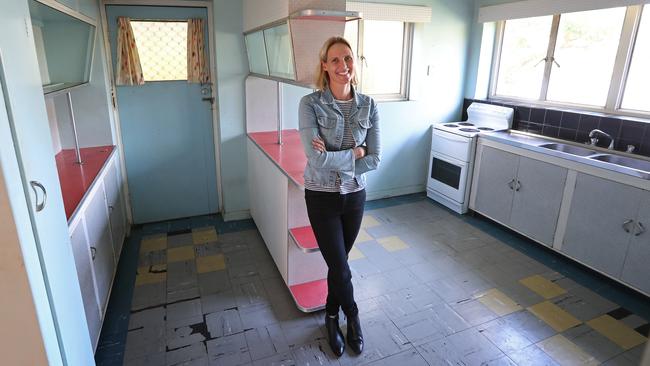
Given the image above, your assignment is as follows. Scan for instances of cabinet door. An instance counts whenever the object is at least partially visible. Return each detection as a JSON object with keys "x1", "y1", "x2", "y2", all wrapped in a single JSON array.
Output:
[
  {"x1": 510, "y1": 157, "x2": 567, "y2": 246},
  {"x1": 103, "y1": 158, "x2": 126, "y2": 261},
  {"x1": 473, "y1": 146, "x2": 519, "y2": 224},
  {"x1": 562, "y1": 173, "x2": 641, "y2": 278},
  {"x1": 621, "y1": 192, "x2": 650, "y2": 294},
  {"x1": 69, "y1": 220, "x2": 102, "y2": 348},
  {"x1": 84, "y1": 182, "x2": 115, "y2": 312}
]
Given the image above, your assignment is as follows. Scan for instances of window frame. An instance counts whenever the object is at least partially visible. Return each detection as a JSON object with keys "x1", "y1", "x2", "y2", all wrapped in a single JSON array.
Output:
[
  {"x1": 488, "y1": 4, "x2": 649, "y2": 118},
  {"x1": 351, "y1": 20, "x2": 414, "y2": 102}
]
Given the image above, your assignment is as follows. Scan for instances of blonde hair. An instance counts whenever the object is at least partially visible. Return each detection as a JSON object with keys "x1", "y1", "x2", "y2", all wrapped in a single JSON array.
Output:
[{"x1": 314, "y1": 36, "x2": 358, "y2": 91}]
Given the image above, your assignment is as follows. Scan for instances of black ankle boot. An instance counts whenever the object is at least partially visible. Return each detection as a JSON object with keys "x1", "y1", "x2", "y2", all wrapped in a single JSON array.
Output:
[
  {"x1": 325, "y1": 314, "x2": 345, "y2": 357},
  {"x1": 347, "y1": 314, "x2": 364, "y2": 354}
]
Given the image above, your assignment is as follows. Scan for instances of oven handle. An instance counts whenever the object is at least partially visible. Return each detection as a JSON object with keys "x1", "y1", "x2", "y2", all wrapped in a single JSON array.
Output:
[{"x1": 433, "y1": 130, "x2": 471, "y2": 143}]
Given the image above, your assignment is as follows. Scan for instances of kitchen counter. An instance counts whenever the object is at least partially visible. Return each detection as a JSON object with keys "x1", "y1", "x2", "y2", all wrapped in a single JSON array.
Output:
[
  {"x1": 481, "y1": 131, "x2": 650, "y2": 182},
  {"x1": 247, "y1": 130, "x2": 306, "y2": 187},
  {"x1": 56, "y1": 145, "x2": 115, "y2": 220}
]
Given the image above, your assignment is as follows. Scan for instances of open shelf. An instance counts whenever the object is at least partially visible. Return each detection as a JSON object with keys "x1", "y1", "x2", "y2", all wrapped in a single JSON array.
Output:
[
  {"x1": 288, "y1": 278, "x2": 327, "y2": 312},
  {"x1": 289, "y1": 226, "x2": 319, "y2": 253}
]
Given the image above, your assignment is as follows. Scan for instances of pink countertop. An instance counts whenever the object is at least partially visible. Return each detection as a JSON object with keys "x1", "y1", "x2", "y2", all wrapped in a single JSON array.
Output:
[
  {"x1": 248, "y1": 130, "x2": 306, "y2": 186},
  {"x1": 56, "y1": 145, "x2": 115, "y2": 220}
]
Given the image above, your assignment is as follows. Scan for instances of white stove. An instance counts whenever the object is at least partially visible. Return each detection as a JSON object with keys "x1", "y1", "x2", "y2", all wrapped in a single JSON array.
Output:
[{"x1": 427, "y1": 103, "x2": 514, "y2": 213}]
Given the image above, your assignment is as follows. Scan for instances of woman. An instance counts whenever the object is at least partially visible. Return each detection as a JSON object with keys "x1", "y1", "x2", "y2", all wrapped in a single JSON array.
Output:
[{"x1": 298, "y1": 36, "x2": 381, "y2": 357}]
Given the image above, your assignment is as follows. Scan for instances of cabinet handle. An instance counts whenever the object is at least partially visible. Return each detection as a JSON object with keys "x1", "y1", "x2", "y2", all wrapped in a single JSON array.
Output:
[
  {"x1": 90, "y1": 246, "x2": 97, "y2": 260},
  {"x1": 634, "y1": 222, "x2": 646, "y2": 236},
  {"x1": 507, "y1": 178, "x2": 515, "y2": 190},
  {"x1": 109, "y1": 205, "x2": 114, "y2": 212},
  {"x1": 29, "y1": 181, "x2": 47, "y2": 212},
  {"x1": 515, "y1": 180, "x2": 522, "y2": 192},
  {"x1": 622, "y1": 219, "x2": 634, "y2": 233}
]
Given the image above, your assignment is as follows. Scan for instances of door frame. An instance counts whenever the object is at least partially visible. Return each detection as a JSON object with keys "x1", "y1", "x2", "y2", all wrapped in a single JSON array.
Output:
[{"x1": 99, "y1": 0, "x2": 224, "y2": 222}]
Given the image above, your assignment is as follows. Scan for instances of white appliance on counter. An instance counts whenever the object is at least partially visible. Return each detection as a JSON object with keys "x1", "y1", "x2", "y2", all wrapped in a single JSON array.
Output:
[{"x1": 427, "y1": 103, "x2": 514, "y2": 213}]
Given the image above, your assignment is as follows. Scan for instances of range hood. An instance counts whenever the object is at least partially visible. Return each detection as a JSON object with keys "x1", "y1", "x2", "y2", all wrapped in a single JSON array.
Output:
[{"x1": 243, "y1": 1, "x2": 360, "y2": 86}]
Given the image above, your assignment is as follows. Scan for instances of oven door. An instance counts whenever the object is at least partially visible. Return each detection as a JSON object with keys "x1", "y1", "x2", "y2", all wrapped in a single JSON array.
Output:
[{"x1": 427, "y1": 150, "x2": 469, "y2": 204}]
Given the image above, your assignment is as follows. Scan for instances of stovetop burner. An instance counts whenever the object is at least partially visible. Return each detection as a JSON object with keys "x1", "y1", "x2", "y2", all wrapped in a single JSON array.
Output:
[
  {"x1": 459, "y1": 128, "x2": 480, "y2": 132},
  {"x1": 477, "y1": 127, "x2": 494, "y2": 131},
  {"x1": 458, "y1": 122, "x2": 475, "y2": 126},
  {"x1": 444, "y1": 123, "x2": 459, "y2": 127}
]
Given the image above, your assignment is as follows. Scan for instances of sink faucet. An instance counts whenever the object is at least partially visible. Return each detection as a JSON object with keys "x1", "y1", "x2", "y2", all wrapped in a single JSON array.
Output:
[{"x1": 588, "y1": 129, "x2": 614, "y2": 149}]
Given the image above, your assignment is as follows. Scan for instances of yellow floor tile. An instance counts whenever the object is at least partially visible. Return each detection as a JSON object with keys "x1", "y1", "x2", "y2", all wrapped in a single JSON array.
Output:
[
  {"x1": 139, "y1": 235, "x2": 167, "y2": 253},
  {"x1": 167, "y1": 246, "x2": 195, "y2": 263},
  {"x1": 192, "y1": 228, "x2": 218, "y2": 244},
  {"x1": 355, "y1": 229, "x2": 373, "y2": 244},
  {"x1": 519, "y1": 275, "x2": 567, "y2": 299},
  {"x1": 360, "y1": 215, "x2": 380, "y2": 229},
  {"x1": 348, "y1": 246, "x2": 365, "y2": 261},
  {"x1": 587, "y1": 315, "x2": 647, "y2": 350},
  {"x1": 378, "y1": 236, "x2": 409, "y2": 252},
  {"x1": 196, "y1": 254, "x2": 226, "y2": 273},
  {"x1": 476, "y1": 288, "x2": 522, "y2": 316},
  {"x1": 150, "y1": 264, "x2": 167, "y2": 273},
  {"x1": 528, "y1": 301, "x2": 582, "y2": 332},
  {"x1": 135, "y1": 271, "x2": 166, "y2": 286},
  {"x1": 538, "y1": 334, "x2": 599, "y2": 366}
]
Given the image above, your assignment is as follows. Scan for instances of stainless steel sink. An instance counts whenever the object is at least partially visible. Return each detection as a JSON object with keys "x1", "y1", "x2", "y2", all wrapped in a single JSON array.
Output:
[
  {"x1": 590, "y1": 154, "x2": 650, "y2": 173},
  {"x1": 539, "y1": 143, "x2": 598, "y2": 156}
]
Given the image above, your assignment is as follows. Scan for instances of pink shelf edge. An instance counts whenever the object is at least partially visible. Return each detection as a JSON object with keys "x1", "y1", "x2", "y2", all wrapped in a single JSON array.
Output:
[
  {"x1": 247, "y1": 130, "x2": 306, "y2": 187},
  {"x1": 289, "y1": 226, "x2": 320, "y2": 252},
  {"x1": 288, "y1": 278, "x2": 327, "y2": 312}
]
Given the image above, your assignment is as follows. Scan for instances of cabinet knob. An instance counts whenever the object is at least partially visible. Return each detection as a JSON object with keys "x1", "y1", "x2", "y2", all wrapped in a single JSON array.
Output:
[
  {"x1": 507, "y1": 178, "x2": 516, "y2": 190},
  {"x1": 90, "y1": 246, "x2": 97, "y2": 260},
  {"x1": 634, "y1": 222, "x2": 646, "y2": 236},
  {"x1": 109, "y1": 205, "x2": 114, "y2": 212},
  {"x1": 622, "y1": 219, "x2": 634, "y2": 233},
  {"x1": 515, "y1": 180, "x2": 522, "y2": 192}
]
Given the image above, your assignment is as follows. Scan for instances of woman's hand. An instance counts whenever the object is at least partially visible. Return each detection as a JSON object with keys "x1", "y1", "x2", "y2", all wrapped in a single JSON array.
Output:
[
  {"x1": 312, "y1": 136, "x2": 326, "y2": 152},
  {"x1": 354, "y1": 146, "x2": 367, "y2": 160}
]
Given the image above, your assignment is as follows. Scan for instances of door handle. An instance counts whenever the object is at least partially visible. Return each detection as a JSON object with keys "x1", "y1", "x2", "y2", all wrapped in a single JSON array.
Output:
[
  {"x1": 634, "y1": 222, "x2": 646, "y2": 236},
  {"x1": 507, "y1": 178, "x2": 515, "y2": 190},
  {"x1": 29, "y1": 181, "x2": 47, "y2": 212},
  {"x1": 90, "y1": 246, "x2": 97, "y2": 260},
  {"x1": 202, "y1": 97, "x2": 215, "y2": 104},
  {"x1": 622, "y1": 219, "x2": 634, "y2": 233}
]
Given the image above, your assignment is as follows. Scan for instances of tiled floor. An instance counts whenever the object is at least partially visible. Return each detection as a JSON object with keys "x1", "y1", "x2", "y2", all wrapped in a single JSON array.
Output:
[{"x1": 95, "y1": 194, "x2": 650, "y2": 365}]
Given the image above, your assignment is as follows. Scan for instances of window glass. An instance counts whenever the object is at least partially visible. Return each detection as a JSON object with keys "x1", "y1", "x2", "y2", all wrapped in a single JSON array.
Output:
[
  {"x1": 622, "y1": 6, "x2": 650, "y2": 112},
  {"x1": 547, "y1": 7, "x2": 626, "y2": 106},
  {"x1": 264, "y1": 23, "x2": 294, "y2": 79},
  {"x1": 360, "y1": 20, "x2": 404, "y2": 95},
  {"x1": 131, "y1": 21, "x2": 188, "y2": 81},
  {"x1": 495, "y1": 16, "x2": 552, "y2": 99},
  {"x1": 245, "y1": 30, "x2": 269, "y2": 75}
]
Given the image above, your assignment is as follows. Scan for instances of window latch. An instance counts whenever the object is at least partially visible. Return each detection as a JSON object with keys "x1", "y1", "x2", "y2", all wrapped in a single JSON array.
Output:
[{"x1": 534, "y1": 57, "x2": 560, "y2": 68}]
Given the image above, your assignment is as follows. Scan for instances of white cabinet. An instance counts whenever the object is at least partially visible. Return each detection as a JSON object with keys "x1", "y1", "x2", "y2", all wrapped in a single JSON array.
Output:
[
  {"x1": 562, "y1": 173, "x2": 642, "y2": 278},
  {"x1": 620, "y1": 193, "x2": 650, "y2": 293},
  {"x1": 69, "y1": 218, "x2": 102, "y2": 348},
  {"x1": 67, "y1": 151, "x2": 127, "y2": 349},
  {"x1": 474, "y1": 146, "x2": 567, "y2": 246}
]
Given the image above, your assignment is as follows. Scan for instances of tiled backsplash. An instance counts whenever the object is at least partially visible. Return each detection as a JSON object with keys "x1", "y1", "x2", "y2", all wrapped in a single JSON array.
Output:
[{"x1": 463, "y1": 98, "x2": 650, "y2": 158}]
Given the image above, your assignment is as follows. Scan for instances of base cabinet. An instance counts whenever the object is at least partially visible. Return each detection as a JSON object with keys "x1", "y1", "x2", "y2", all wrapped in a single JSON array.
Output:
[
  {"x1": 619, "y1": 193, "x2": 650, "y2": 293},
  {"x1": 562, "y1": 173, "x2": 642, "y2": 278},
  {"x1": 67, "y1": 152, "x2": 126, "y2": 349},
  {"x1": 474, "y1": 146, "x2": 567, "y2": 246}
]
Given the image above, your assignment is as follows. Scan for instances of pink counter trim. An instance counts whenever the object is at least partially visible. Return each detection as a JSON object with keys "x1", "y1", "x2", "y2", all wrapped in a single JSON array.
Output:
[
  {"x1": 289, "y1": 226, "x2": 319, "y2": 252},
  {"x1": 56, "y1": 145, "x2": 115, "y2": 220},
  {"x1": 248, "y1": 130, "x2": 306, "y2": 186}
]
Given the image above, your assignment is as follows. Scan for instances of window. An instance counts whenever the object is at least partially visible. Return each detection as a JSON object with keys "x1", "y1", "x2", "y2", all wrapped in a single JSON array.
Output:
[
  {"x1": 491, "y1": 4, "x2": 650, "y2": 115},
  {"x1": 130, "y1": 21, "x2": 187, "y2": 81},
  {"x1": 621, "y1": 7, "x2": 650, "y2": 112},
  {"x1": 345, "y1": 19, "x2": 413, "y2": 100}
]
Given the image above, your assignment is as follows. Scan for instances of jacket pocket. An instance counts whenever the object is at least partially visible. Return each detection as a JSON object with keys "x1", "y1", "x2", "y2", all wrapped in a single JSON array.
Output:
[
  {"x1": 357, "y1": 118, "x2": 372, "y2": 129},
  {"x1": 317, "y1": 116, "x2": 337, "y2": 129}
]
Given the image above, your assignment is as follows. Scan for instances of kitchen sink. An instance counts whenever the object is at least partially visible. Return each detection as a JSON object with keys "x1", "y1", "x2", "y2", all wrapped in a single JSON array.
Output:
[
  {"x1": 539, "y1": 143, "x2": 598, "y2": 156},
  {"x1": 590, "y1": 154, "x2": 650, "y2": 173}
]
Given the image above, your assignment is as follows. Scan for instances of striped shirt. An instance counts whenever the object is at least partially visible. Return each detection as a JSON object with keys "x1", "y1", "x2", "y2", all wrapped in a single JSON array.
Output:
[{"x1": 304, "y1": 99, "x2": 363, "y2": 194}]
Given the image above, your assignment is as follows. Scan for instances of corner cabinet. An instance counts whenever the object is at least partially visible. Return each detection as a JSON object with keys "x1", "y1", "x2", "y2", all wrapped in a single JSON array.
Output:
[
  {"x1": 470, "y1": 138, "x2": 650, "y2": 297},
  {"x1": 67, "y1": 151, "x2": 126, "y2": 349},
  {"x1": 473, "y1": 146, "x2": 567, "y2": 246}
]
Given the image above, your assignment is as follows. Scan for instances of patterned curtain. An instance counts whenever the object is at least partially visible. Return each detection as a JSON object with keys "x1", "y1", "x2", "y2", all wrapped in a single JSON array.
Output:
[
  {"x1": 187, "y1": 18, "x2": 210, "y2": 83},
  {"x1": 116, "y1": 17, "x2": 144, "y2": 86}
]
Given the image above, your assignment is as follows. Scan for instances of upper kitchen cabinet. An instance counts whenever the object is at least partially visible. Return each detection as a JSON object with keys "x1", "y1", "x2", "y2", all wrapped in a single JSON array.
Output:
[
  {"x1": 263, "y1": 22, "x2": 295, "y2": 79},
  {"x1": 245, "y1": 31, "x2": 269, "y2": 76},
  {"x1": 28, "y1": 0, "x2": 96, "y2": 95}
]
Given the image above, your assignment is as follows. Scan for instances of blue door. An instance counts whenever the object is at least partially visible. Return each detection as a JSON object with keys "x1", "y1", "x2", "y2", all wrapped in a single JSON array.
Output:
[{"x1": 106, "y1": 5, "x2": 218, "y2": 224}]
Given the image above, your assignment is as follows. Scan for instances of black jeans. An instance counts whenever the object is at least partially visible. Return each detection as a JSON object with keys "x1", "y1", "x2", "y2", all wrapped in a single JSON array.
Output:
[{"x1": 305, "y1": 188, "x2": 366, "y2": 317}]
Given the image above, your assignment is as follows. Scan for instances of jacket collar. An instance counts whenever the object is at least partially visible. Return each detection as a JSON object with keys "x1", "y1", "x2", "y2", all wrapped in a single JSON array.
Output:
[{"x1": 319, "y1": 85, "x2": 368, "y2": 107}]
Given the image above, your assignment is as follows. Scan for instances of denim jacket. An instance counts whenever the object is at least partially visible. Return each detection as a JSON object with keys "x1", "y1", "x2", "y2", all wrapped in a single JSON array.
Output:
[{"x1": 299, "y1": 87, "x2": 381, "y2": 189}]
